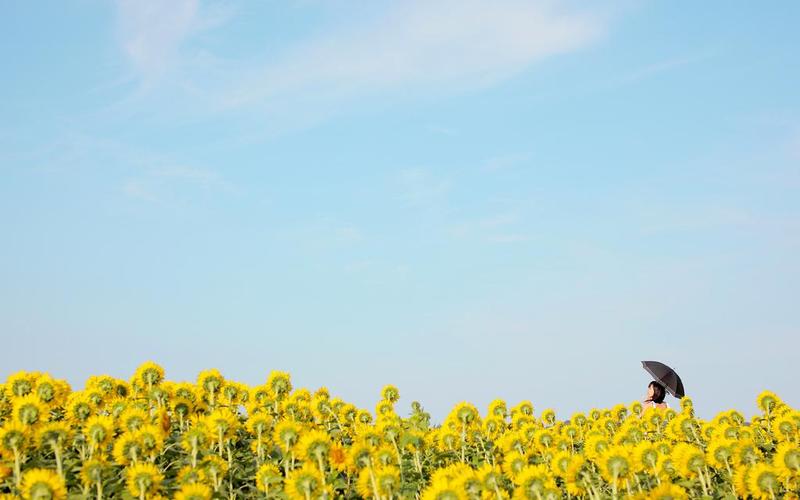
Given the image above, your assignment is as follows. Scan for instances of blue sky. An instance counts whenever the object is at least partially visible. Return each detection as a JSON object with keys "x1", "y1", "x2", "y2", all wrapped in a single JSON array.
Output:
[{"x1": 1, "y1": 1, "x2": 798, "y2": 420}]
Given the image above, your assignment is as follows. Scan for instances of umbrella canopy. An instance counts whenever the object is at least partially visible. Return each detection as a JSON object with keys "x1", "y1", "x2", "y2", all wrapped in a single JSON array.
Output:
[{"x1": 642, "y1": 360, "x2": 685, "y2": 398}]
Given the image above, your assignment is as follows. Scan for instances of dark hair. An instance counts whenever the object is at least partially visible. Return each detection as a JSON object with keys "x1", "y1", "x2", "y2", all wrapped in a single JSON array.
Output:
[{"x1": 648, "y1": 381, "x2": 666, "y2": 404}]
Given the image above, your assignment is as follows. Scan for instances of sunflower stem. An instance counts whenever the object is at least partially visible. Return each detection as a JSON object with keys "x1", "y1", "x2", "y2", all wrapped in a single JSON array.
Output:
[{"x1": 12, "y1": 446, "x2": 21, "y2": 488}]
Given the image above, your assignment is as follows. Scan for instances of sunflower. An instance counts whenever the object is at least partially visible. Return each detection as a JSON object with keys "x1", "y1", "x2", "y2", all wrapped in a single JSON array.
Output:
[
  {"x1": 379, "y1": 385, "x2": 400, "y2": 404},
  {"x1": 672, "y1": 443, "x2": 706, "y2": 479},
  {"x1": 420, "y1": 476, "x2": 463, "y2": 500},
  {"x1": 0, "y1": 420, "x2": 27, "y2": 453},
  {"x1": 484, "y1": 417, "x2": 506, "y2": 439},
  {"x1": 631, "y1": 441, "x2": 658, "y2": 474},
  {"x1": 550, "y1": 450, "x2": 572, "y2": 477},
  {"x1": 196, "y1": 369, "x2": 224, "y2": 407},
  {"x1": 220, "y1": 382, "x2": 243, "y2": 406},
  {"x1": 167, "y1": 382, "x2": 195, "y2": 402},
  {"x1": 452, "y1": 467, "x2": 482, "y2": 498},
  {"x1": 773, "y1": 442, "x2": 800, "y2": 477},
  {"x1": 375, "y1": 400, "x2": 395, "y2": 419},
  {"x1": 371, "y1": 444, "x2": 395, "y2": 467},
  {"x1": 112, "y1": 431, "x2": 141, "y2": 465},
  {"x1": 200, "y1": 454, "x2": 228, "y2": 489},
  {"x1": 310, "y1": 395, "x2": 333, "y2": 424},
  {"x1": 33, "y1": 375, "x2": 62, "y2": 405},
  {"x1": 357, "y1": 465, "x2": 400, "y2": 499},
  {"x1": 706, "y1": 438, "x2": 736, "y2": 471},
  {"x1": 772, "y1": 414, "x2": 797, "y2": 442},
  {"x1": 329, "y1": 443, "x2": 348, "y2": 472},
  {"x1": 732, "y1": 465, "x2": 751, "y2": 497},
  {"x1": 488, "y1": 399, "x2": 508, "y2": 420},
  {"x1": 346, "y1": 439, "x2": 374, "y2": 471},
  {"x1": 35, "y1": 422, "x2": 70, "y2": 451},
  {"x1": 570, "y1": 412, "x2": 588, "y2": 428},
  {"x1": 476, "y1": 463, "x2": 506, "y2": 491},
  {"x1": 535, "y1": 429, "x2": 556, "y2": 451},
  {"x1": 511, "y1": 401, "x2": 534, "y2": 419},
  {"x1": 583, "y1": 434, "x2": 609, "y2": 460},
  {"x1": 13, "y1": 394, "x2": 47, "y2": 426},
  {"x1": 502, "y1": 451, "x2": 528, "y2": 480},
  {"x1": 356, "y1": 409, "x2": 373, "y2": 425},
  {"x1": 563, "y1": 456, "x2": 590, "y2": 496},
  {"x1": 79, "y1": 458, "x2": 106, "y2": 487},
  {"x1": 746, "y1": 463, "x2": 781, "y2": 499},
  {"x1": 356, "y1": 426, "x2": 382, "y2": 448},
  {"x1": 284, "y1": 463, "x2": 324, "y2": 500},
  {"x1": 298, "y1": 429, "x2": 331, "y2": 471},
  {"x1": 540, "y1": 409, "x2": 556, "y2": 428},
  {"x1": 175, "y1": 465, "x2": 203, "y2": 485},
  {"x1": 256, "y1": 463, "x2": 282, "y2": 495},
  {"x1": 629, "y1": 401, "x2": 643, "y2": 418},
  {"x1": 597, "y1": 445, "x2": 633, "y2": 488},
  {"x1": 135, "y1": 424, "x2": 166, "y2": 460},
  {"x1": 181, "y1": 423, "x2": 210, "y2": 463},
  {"x1": 5, "y1": 372, "x2": 35, "y2": 398},
  {"x1": 733, "y1": 439, "x2": 762, "y2": 466},
  {"x1": 175, "y1": 483, "x2": 212, "y2": 500},
  {"x1": 266, "y1": 371, "x2": 292, "y2": 399},
  {"x1": 273, "y1": 420, "x2": 302, "y2": 455},
  {"x1": 118, "y1": 406, "x2": 149, "y2": 433},
  {"x1": 20, "y1": 468, "x2": 66, "y2": 500},
  {"x1": 132, "y1": 361, "x2": 165, "y2": 391},
  {"x1": 83, "y1": 415, "x2": 115, "y2": 453},
  {"x1": 204, "y1": 409, "x2": 240, "y2": 451},
  {"x1": 757, "y1": 391, "x2": 781, "y2": 415},
  {"x1": 126, "y1": 462, "x2": 163, "y2": 499},
  {"x1": 512, "y1": 464, "x2": 556, "y2": 499}
]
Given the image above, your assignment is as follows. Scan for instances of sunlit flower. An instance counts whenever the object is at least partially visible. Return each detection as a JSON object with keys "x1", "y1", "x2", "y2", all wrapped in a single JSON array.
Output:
[
  {"x1": 20, "y1": 468, "x2": 66, "y2": 500},
  {"x1": 126, "y1": 462, "x2": 163, "y2": 498},
  {"x1": 133, "y1": 361, "x2": 165, "y2": 391},
  {"x1": 284, "y1": 463, "x2": 324, "y2": 500},
  {"x1": 757, "y1": 391, "x2": 781, "y2": 414},
  {"x1": 747, "y1": 463, "x2": 781, "y2": 499},
  {"x1": 175, "y1": 482, "x2": 212, "y2": 500},
  {"x1": 266, "y1": 371, "x2": 292, "y2": 399}
]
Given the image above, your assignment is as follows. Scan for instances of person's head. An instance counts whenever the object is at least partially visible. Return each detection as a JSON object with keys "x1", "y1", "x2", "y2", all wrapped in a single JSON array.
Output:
[{"x1": 647, "y1": 381, "x2": 666, "y2": 404}]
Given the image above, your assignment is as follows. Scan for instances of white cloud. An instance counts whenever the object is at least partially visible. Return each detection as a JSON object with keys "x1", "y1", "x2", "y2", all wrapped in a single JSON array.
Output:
[
  {"x1": 115, "y1": 0, "x2": 232, "y2": 84},
  {"x1": 225, "y1": 0, "x2": 606, "y2": 108},
  {"x1": 116, "y1": 0, "x2": 198, "y2": 80}
]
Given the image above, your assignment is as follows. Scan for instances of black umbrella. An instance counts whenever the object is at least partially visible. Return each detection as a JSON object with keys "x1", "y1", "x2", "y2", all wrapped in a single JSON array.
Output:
[{"x1": 642, "y1": 360, "x2": 685, "y2": 398}]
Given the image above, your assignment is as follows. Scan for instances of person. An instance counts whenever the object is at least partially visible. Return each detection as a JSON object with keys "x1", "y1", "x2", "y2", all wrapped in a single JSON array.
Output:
[{"x1": 644, "y1": 381, "x2": 669, "y2": 409}]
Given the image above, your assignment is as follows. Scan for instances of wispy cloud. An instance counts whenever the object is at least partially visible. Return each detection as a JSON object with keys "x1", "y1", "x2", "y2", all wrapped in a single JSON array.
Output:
[
  {"x1": 224, "y1": 0, "x2": 607, "y2": 109},
  {"x1": 395, "y1": 168, "x2": 452, "y2": 207},
  {"x1": 23, "y1": 130, "x2": 233, "y2": 205},
  {"x1": 426, "y1": 124, "x2": 459, "y2": 137},
  {"x1": 615, "y1": 50, "x2": 716, "y2": 86},
  {"x1": 450, "y1": 212, "x2": 532, "y2": 244},
  {"x1": 106, "y1": 1, "x2": 610, "y2": 133},
  {"x1": 482, "y1": 152, "x2": 532, "y2": 172},
  {"x1": 115, "y1": 0, "x2": 232, "y2": 85},
  {"x1": 153, "y1": 166, "x2": 222, "y2": 187},
  {"x1": 122, "y1": 165, "x2": 234, "y2": 203},
  {"x1": 122, "y1": 179, "x2": 158, "y2": 202}
]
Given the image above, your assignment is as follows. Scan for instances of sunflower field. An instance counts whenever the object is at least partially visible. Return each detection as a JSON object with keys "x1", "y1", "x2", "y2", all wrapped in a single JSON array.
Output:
[{"x1": 0, "y1": 363, "x2": 797, "y2": 499}]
